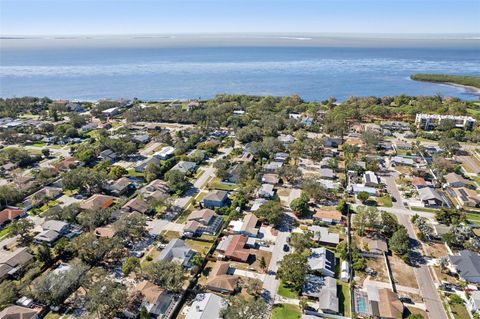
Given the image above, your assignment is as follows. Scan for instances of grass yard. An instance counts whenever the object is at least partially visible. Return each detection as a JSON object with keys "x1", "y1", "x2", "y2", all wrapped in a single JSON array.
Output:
[
  {"x1": 32, "y1": 142, "x2": 47, "y2": 147},
  {"x1": 271, "y1": 304, "x2": 301, "y2": 319},
  {"x1": 376, "y1": 195, "x2": 393, "y2": 207},
  {"x1": 338, "y1": 280, "x2": 351, "y2": 317},
  {"x1": 162, "y1": 230, "x2": 180, "y2": 242},
  {"x1": 411, "y1": 206, "x2": 439, "y2": 213},
  {"x1": 43, "y1": 312, "x2": 62, "y2": 319},
  {"x1": 185, "y1": 239, "x2": 213, "y2": 255},
  {"x1": 209, "y1": 178, "x2": 237, "y2": 191},
  {"x1": 467, "y1": 212, "x2": 480, "y2": 224},
  {"x1": 277, "y1": 281, "x2": 299, "y2": 299},
  {"x1": 0, "y1": 226, "x2": 12, "y2": 240},
  {"x1": 127, "y1": 168, "x2": 144, "y2": 178},
  {"x1": 450, "y1": 302, "x2": 469, "y2": 319}
]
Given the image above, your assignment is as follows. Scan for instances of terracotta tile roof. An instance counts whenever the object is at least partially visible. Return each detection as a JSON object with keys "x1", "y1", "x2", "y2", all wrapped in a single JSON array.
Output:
[
  {"x1": 411, "y1": 177, "x2": 427, "y2": 187},
  {"x1": 80, "y1": 194, "x2": 114, "y2": 210},
  {"x1": 224, "y1": 235, "x2": 250, "y2": 262}
]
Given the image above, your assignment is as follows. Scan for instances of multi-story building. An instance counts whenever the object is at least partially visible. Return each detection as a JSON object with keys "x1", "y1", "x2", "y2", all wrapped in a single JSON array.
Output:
[{"x1": 415, "y1": 114, "x2": 476, "y2": 131}]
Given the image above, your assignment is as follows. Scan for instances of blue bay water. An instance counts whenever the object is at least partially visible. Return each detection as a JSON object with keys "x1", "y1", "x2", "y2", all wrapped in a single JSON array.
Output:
[{"x1": 1, "y1": 38, "x2": 480, "y2": 101}]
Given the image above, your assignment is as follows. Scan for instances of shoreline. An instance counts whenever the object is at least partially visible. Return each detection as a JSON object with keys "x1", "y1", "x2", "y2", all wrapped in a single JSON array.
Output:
[{"x1": 411, "y1": 79, "x2": 480, "y2": 96}]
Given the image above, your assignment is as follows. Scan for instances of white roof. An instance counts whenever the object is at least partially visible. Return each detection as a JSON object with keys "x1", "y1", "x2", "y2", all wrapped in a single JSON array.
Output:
[{"x1": 186, "y1": 293, "x2": 226, "y2": 319}]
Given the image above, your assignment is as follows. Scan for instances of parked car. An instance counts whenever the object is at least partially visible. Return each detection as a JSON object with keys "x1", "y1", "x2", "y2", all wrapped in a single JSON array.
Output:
[{"x1": 283, "y1": 244, "x2": 290, "y2": 252}]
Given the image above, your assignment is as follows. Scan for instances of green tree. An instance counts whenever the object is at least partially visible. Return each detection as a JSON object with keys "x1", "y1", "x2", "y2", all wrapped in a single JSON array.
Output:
[
  {"x1": 108, "y1": 165, "x2": 128, "y2": 179},
  {"x1": 389, "y1": 227, "x2": 409, "y2": 256},
  {"x1": 122, "y1": 257, "x2": 140, "y2": 276},
  {"x1": 10, "y1": 218, "x2": 34, "y2": 244},
  {"x1": 357, "y1": 191, "x2": 370, "y2": 203},
  {"x1": 290, "y1": 193, "x2": 310, "y2": 217},
  {"x1": 277, "y1": 252, "x2": 308, "y2": 291},
  {"x1": 86, "y1": 278, "x2": 127, "y2": 319},
  {"x1": 142, "y1": 260, "x2": 185, "y2": 292},
  {"x1": 113, "y1": 212, "x2": 147, "y2": 244},
  {"x1": 164, "y1": 170, "x2": 191, "y2": 195},
  {"x1": 144, "y1": 163, "x2": 161, "y2": 183},
  {"x1": 37, "y1": 244, "x2": 52, "y2": 264},
  {"x1": 301, "y1": 177, "x2": 330, "y2": 202},
  {"x1": 259, "y1": 256, "x2": 267, "y2": 272},
  {"x1": 289, "y1": 232, "x2": 313, "y2": 253},
  {"x1": 255, "y1": 200, "x2": 283, "y2": 227},
  {"x1": 72, "y1": 232, "x2": 113, "y2": 265},
  {"x1": 221, "y1": 295, "x2": 268, "y2": 319},
  {"x1": 0, "y1": 280, "x2": 17, "y2": 310}
]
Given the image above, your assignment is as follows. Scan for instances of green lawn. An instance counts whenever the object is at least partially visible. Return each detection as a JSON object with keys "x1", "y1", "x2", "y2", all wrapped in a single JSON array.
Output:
[
  {"x1": 0, "y1": 226, "x2": 12, "y2": 240},
  {"x1": 467, "y1": 213, "x2": 480, "y2": 224},
  {"x1": 209, "y1": 178, "x2": 238, "y2": 191},
  {"x1": 450, "y1": 302, "x2": 470, "y2": 319},
  {"x1": 271, "y1": 304, "x2": 301, "y2": 319},
  {"x1": 277, "y1": 281, "x2": 299, "y2": 299},
  {"x1": 411, "y1": 206, "x2": 439, "y2": 213},
  {"x1": 32, "y1": 142, "x2": 47, "y2": 147},
  {"x1": 338, "y1": 280, "x2": 351, "y2": 317},
  {"x1": 185, "y1": 239, "x2": 213, "y2": 255},
  {"x1": 377, "y1": 195, "x2": 393, "y2": 207},
  {"x1": 127, "y1": 168, "x2": 144, "y2": 178}
]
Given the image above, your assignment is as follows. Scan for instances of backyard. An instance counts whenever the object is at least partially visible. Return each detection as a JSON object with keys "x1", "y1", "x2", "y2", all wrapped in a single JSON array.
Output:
[
  {"x1": 277, "y1": 280, "x2": 299, "y2": 299},
  {"x1": 271, "y1": 304, "x2": 301, "y2": 319}
]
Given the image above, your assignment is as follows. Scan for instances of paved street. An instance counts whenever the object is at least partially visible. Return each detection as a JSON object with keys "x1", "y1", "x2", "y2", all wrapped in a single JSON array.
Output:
[
  {"x1": 262, "y1": 229, "x2": 290, "y2": 304},
  {"x1": 384, "y1": 167, "x2": 448, "y2": 319}
]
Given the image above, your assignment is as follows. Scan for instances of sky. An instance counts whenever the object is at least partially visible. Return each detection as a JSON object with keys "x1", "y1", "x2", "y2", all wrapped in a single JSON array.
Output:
[{"x1": 0, "y1": 0, "x2": 479, "y2": 36}]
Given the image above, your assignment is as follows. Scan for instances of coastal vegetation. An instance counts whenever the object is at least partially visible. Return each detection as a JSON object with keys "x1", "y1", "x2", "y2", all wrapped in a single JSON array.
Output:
[{"x1": 411, "y1": 74, "x2": 480, "y2": 89}]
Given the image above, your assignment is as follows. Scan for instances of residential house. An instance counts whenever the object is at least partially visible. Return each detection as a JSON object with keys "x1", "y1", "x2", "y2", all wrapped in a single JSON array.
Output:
[
  {"x1": 186, "y1": 293, "x2": 226, "y2": 319},
  {"x1": 228, "y1": 213, "x2": 259, "y2": 237},
  {"x1": 0, "y1": 305, "x2": 40, "y2": 319},
  {"x1": 313, "y1": 208, "x2": 342, "y2": 224},
  {"x1": 365, "y1": 286, "x2": 403, "y2": 319},
  {"x1": 262, "y1": 173, "x2": 280, "y2": 185},
  {"x1": 250, "y1": 198, "x2": 267, "y2": 212},
  {"x1": 452, "y1": 187, "x2": 480, "y2": 208},
  {"x1": 202, "y1": 190, "x2": 229, "y2": 208},
  {"x1": 411, "y1": 177, "x2": 428, "y2": 190},
  {"x1": 184, "y1": 209, "x2": 223, "y2": 237},
  {"x1": 156, "y1": 238, "x2": 194, "y2": 267},
  {"x1": 449, "y1": 250, "x2": 480, "y2": 283},
  {"x1": 323, "y1": 137, "x2": 342, "y2": 148},
  {"x1": 418, "y1": 187, "x2": 445, "y2": 208},
  {"x1": 23, "y1": 186, "x2": 62, "y2": 209},
  {"x1": 350, "y1": 184, "x2": 377, "y2": 196},
  {"x1": 135, "y1": 156, "x2": 161, "y2": 173},
  {"x1": 258, "y1": 183, "x2": 275, "y2": 198},
  {"x1": 187, "y1": 149, "x2": 206, "y2": 161},
  {"x1": 54, "y1": 158, "x2": 78, "y2": 172},
  {"x1": 131, "y1": 281, "x2": 177, "y2": 319},
  {"x1": 263, "y1": 161, "x2": 283, "y2": 172},
  {"x1": 307, "y1": 247, "x2": 335, "y2": 277},
  {"x1": 204, "y1": 261, "x2": 238, "y2": 294},
  {"x1": 99, "y1": 149, "x2": 117, "y2": 162},
  {"x1": 154, "y1": 146, "x2": 175, "y2": 160},
  {"x1": 107, "y1": 177, "x2": 133, "y2": 196},
  {"x1": 309, "y1": 226, "x2": 339, "y2": 246},
  {"x1": 139, "y1": 179, "x2": 170, "y2": 200},
  {"x1": 220, "y1": 235, "x2": 250, "y2": 262},
  {"x1": 302, "y1": 275, "x2": 338, "y2": 314},
  {"x1": 278, "y1": 134, "x2": 294, "y2": 145},
  {"x1": 132, "y1": 134, "x2": 150, "y2": 144},
  {"x1": 0, "y1": 207, "x2": 25, "y2": 225},
  {"x1": 445, "y1": 173, "x2": 473, "y2": 188},
  {"x1": 234, "y1": 150, "x2": 254, "y2": 163},
  {"x1": 391, "y1": 156, "x2": 415, "y2": 167},
  {"x1": 363, "y1": 171, "x2": 380, "y2": 188},
  {"x1": 340, "y1": 261, "x2": 350, "y2": 282},
  {"x1": 0, "y1": 247, "x2": 34, "y2": 281},
  {"x1": 95, "y1": 225, "x2": 117, "y2": 238},
  {"x1": 102, "y1": 107, "x2": 119, "y2": 117},
  {"x1": 33, "y1": 220, "x2": 70, "y2": 245},
  {"x1": 170, "y1": 161, "x2": 197, "y2": 174},
  {"x1": 80, "y1": 194, "x2": 115, "y2": 210},
  {"x1": 274, "y1": 152, "x2": 289, "y2": 162},
  {"x1": 319, "y1": 168, "x2": 335, "y2": 180},
  {"x1": 122, "y1": 197, "x2": 149, "y2": 214}
]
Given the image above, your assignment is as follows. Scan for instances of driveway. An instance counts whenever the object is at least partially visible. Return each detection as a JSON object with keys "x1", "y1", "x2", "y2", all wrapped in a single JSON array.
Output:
[{"x1": 233, "y1": 269, "x2": 266, "y2": 281}]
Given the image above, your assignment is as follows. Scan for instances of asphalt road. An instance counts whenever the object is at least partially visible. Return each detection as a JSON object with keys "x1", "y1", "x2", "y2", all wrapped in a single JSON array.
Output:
[
  {"x1": 384, "y1": 167, "x2": 448, "y2": 319},
  {"x1": 262, "y1": 229, "x2": 290, "y2": 304}
]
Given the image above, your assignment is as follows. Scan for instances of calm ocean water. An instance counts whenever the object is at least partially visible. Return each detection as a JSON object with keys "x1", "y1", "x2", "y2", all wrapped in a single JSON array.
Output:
[{"x1": 1, "y1": 36, "x2": 479, "y2": 101}]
